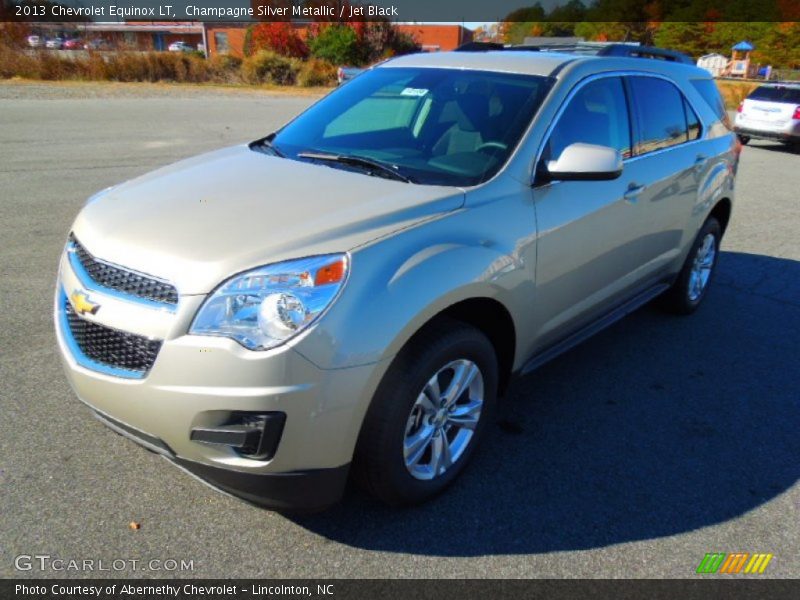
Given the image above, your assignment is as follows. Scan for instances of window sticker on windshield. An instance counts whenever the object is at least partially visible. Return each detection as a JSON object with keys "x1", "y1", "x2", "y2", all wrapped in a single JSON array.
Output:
[{"x1": 401, "y1": 88, "x2": 429, "y2": 97}]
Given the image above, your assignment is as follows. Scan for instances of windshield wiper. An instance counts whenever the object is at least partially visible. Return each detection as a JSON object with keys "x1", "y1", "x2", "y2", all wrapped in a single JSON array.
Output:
[
  {"x1": 297, "y1": 151, "x2": 412, "y2": 183},
  {"x1": 250, "y1": 134, "x2": 284, "y2": 158}
]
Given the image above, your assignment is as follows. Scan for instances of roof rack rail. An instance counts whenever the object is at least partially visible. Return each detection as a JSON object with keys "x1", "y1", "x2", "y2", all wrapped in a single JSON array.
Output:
[
  {"x1": 595, "y1": 44, "x2": 693, "y2": 64},
  {"x1": 454, "y1": 41, "x2": 693, "y2": 65},
  {"x1": 455, "y1": 42, "x2": 519, "y2": 52},
  {"x1": 455, "y1": 42, "x2": 546, "y2": 53}
]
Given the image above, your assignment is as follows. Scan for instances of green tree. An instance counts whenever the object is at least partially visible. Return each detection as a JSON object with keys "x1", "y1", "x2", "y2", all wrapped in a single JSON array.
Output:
[
  {"x1": 652, "y1": 22, "x2": 707, "y2": 58},
  {"x1": 308, "y1": 25, "x2": 360, "y2": 66},
  {"x1": 572, "y1": 21, "x2": 654, "y2": 43},
  {"x1": 501, "y1": 3, "x2": 546, "y2": 43},
  {"x1": 547, "y1": 0, "x2": 588, "y2": 23},
  {"x1": 764, "y1": 22, "x2": 800, "y2": 68},
  {"x1": 707, "y1": 22, "x2": 773, "y2": 55}
]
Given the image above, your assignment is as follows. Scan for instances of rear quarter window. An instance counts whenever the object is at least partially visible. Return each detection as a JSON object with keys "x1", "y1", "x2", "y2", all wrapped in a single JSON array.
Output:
[{"x1": 690, "y1": 78, "x2": 731, "y2": 130}]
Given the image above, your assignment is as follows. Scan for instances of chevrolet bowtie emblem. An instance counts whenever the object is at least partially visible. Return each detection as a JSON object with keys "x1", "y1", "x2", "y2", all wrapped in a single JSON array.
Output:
[{"x1": 70, "y1": 290, "x2": 101, "y2": 316}]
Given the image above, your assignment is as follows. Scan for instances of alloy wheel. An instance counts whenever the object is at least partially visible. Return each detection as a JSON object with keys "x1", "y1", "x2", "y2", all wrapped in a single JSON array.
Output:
[
  {"x1": 688, "y1": 233, "x2": 717, "y2": 302},
  {"x1": 403, "y1": 359, "x2": 484, "y2": 481}
]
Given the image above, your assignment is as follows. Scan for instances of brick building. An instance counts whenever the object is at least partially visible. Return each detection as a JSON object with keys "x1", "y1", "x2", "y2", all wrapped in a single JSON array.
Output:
[
  {"x1": 28, "y1": 20, "x2": 473, "y2": 59},
  {"x1": 32, "y1": 22, "x2": 205, "y2": 51},
  {"x1": 204, "y1": 23, "x2": 250, "y2": 58},
  {"x1": 204, "y1": 23, "x2": 474, "y2": 59},
  {"x1": 396, "y1": 24, "x2": 472, "y2": 52}
]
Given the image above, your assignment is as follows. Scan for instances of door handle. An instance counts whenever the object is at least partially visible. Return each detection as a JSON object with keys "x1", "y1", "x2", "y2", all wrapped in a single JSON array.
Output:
[{"x1": 624, "y1": 183, "x2": 646, "y2": 202}]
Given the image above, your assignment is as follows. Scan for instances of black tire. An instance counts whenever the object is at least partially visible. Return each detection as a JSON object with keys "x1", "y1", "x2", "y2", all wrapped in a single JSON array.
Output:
[
  {"x1": 737, "y1": 134, "x2": 750, "y2": 145},
  {"x1": 660, "y1": 217, "x2": 722, "y2": 315},
  {"x1": 353, "y1": 318, "x2": 498, "y2": 506}
]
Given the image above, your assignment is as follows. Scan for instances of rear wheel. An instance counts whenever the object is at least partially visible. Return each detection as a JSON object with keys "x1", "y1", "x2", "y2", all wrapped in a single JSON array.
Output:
[
  {"x1": 353, "y1": 319, "x2": 498, "y2": 506},
  {"x1": 660, "y1": 217, "x2": 721, "y2": 315}
]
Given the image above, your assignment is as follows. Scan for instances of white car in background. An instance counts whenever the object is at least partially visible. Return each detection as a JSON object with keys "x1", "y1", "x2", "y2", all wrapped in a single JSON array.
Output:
[
  {"x1": 168, "y1": 41, "x2": 194, "y2": 53},
  {"x1": 46, "y1": 37, "x2": 65, "y2": 49},
  {"x1": 734, "y1": 83, "x2": 800, "y2": 147},
  {"x1": 27, "y1": 35, "x2": 43, "y2": 48},
  {"x1": 336, "y1": 66, "x2": 364, "y2": 85}
]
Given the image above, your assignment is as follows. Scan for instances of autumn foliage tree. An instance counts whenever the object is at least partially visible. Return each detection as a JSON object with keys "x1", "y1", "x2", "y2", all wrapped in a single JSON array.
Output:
[
  {"x1": 307, "y1": 21, "x2": 419, "y2": 66},
  {"x1": 501, "y1": 0, "x2": 800, "y2": 66},
  {"x1": 248, "y1": 22, "x2": 308, "y2": 58}
]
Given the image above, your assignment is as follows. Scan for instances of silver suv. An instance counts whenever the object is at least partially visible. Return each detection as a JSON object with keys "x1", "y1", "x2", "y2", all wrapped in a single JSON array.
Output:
[
  {"x1": 55, "y1": 49, "x2": 737, "y2": 510},
  {"x1": 734, "y1": 82, "x2": 800, "y2": 147}
]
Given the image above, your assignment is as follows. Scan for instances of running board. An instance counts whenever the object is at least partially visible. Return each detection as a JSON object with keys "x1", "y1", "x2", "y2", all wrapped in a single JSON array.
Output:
[{"x1": 521, "y1": 283, "x2": 670, "y2": 376}]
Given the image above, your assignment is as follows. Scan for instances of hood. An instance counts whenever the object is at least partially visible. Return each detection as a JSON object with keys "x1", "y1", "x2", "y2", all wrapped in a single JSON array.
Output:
[{"x1": 73, "y1": 145, "x2": 464, "y2": 294}]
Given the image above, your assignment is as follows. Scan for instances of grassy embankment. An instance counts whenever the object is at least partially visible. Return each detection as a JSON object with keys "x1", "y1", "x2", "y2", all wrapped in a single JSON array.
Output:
[
  {"x1": 0, "y1": 45, "x2": 768, "y2": 108},
  {"x1": 0, "y1": 46, "x2": 337, "y2": 89}
]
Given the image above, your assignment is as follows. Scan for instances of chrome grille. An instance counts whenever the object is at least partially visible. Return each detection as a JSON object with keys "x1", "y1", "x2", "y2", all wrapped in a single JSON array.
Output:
[
  {"x1": 64, "y1": 300, "x2": 162, "y2": 374},
  {"x1": 69, "y1": 234, "x2": 178, "y2": 305}
]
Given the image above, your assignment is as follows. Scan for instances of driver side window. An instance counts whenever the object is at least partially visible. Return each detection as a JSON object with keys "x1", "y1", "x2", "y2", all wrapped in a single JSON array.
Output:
[{"x1": 544, "y1": 77, "x2": 632, "y2": 164}]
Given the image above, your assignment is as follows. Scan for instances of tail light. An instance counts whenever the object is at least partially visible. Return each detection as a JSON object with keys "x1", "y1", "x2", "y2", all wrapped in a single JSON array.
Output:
[
  {"x1": 793, "y1": 105, "x2": 800, "y2": 120},
  {"x1": 737, "y1": 101, "x2": 744, "y2": 113}
]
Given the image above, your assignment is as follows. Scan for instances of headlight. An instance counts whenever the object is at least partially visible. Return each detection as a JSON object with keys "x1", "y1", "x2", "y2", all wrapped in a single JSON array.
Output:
[{"x1": 190, "y1": 254, "x2": 348, "y2": 350}]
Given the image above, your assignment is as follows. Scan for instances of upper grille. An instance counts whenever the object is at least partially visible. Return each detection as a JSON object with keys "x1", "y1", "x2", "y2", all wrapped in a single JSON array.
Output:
[
  {"x1": 65, "y1": 300, "x2": 162, "y2": 373},
  {"x1": 69, "y1": 234, "x2": 178, "y2": 305}
]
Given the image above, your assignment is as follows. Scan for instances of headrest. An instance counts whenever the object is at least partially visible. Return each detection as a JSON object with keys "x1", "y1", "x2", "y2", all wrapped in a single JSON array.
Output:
[{"x1": 455, "y1": 93, "x2": 490, "y2": 132}]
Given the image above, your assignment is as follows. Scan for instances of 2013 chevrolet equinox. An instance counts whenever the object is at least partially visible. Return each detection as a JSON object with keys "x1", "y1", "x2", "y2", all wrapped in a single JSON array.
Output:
[{"x1": 55, "y1": 50, "x2": 737, "y2": 510}]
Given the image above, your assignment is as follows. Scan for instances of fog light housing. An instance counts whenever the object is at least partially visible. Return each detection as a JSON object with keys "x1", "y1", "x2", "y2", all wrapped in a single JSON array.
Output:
[{"x1": 190, "y1": 412, "x2": 286, "y2": 461}]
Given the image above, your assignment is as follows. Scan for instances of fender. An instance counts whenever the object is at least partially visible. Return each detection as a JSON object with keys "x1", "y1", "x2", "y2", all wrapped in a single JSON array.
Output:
[
  {"x1": 673, "y1": 144, "x2": 734, "y2": 270},
  {"x1": 293, "y1": 234, "x2": 526, "y2": 371}
]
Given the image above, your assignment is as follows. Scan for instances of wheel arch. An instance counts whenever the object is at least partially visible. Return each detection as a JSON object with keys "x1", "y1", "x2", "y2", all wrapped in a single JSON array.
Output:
[
  {"x1": 709, "y1": 197, "x2": 732, "y2": 235},
  {"x1": 392, "y1": 296, "x2": 517, "y2": 398},
  {"x1": 433, "y1": 298, "x2": 517, "y2": 397}
]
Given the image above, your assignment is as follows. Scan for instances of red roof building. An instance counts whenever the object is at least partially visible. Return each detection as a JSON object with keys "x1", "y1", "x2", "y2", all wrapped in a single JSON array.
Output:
[{"x1": 396, "y1": 24, "x2": 472, "y2": 52}]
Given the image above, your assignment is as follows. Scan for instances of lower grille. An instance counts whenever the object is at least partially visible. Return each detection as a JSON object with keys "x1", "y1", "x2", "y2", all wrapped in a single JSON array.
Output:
[{"x1": 64, "y1": 301, "x2": 162, "y2": 374}]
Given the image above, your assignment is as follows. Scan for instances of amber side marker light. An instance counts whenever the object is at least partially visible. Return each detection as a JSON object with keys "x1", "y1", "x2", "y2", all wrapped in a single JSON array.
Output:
[{"x1": 315, "y1": 258, "x2": 347, "y2": 286}]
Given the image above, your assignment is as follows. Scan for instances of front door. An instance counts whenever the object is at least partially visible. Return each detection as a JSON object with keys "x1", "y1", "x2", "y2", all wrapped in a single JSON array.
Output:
[{"x1": 531, "y1": 75, "x2": 645, "y2": 349}]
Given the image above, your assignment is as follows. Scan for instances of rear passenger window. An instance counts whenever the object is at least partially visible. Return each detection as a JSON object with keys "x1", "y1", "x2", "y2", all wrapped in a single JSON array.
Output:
[
  {"x1": 691, "y1": 78, "x2": 732, "y2": 131},
  {"x1": 684, "y1": 99, "x2": 701, "y2": 140},
  {"x1": 544, "y1": 77, "x2": 632, "y2": 163},
  {"x1": 629, "y1": 77, "x2": 690, "y2": 153}
]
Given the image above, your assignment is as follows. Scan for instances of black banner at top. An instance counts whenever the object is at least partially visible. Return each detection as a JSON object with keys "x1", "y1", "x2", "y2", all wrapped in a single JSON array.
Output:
[{"x1": 2, "y1": 0, "x2": 800, "y2": 23}]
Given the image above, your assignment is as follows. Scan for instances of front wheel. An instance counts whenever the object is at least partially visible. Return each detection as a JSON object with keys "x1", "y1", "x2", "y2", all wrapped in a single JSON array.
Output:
[
  {"x1": 660, "y1": 217, "x2": 721, "y2": 315},
  {"x1": 353, "y1": 319, "x2": 498, "y2": 506},
  {"x1": 737, "y1": 134, "x2": 750, "y2": 145}
]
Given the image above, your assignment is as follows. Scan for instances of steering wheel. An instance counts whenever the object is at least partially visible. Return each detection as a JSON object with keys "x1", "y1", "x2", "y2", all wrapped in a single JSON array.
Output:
[{"x1": 477, "y1": 141, "x2": 508, "y2": 152}]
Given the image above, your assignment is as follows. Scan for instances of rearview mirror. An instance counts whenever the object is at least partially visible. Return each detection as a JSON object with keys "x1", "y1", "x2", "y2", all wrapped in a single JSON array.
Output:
[{"x1": 544, "y1": 143, "x2": 622, "y2": 181}]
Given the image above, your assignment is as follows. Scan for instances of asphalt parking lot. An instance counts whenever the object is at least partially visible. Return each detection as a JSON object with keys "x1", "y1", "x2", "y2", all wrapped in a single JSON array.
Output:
[{"x1": 1, "y1": 81, "x2": 798, "y2": 579}]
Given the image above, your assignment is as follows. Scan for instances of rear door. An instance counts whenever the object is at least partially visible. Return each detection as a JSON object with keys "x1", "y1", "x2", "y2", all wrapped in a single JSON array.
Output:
[{"x1": 622, "y1": 75, "x2": 708, "y2": 277}]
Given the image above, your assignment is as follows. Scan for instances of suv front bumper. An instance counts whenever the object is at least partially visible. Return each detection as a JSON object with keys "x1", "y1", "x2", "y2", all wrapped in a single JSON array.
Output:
[
  {"x1": 91, "y1": 406, "x2": 350, "y2": 511},
  {"x1": 55, "y1": 260, "x2": 386, "y2": 510}
]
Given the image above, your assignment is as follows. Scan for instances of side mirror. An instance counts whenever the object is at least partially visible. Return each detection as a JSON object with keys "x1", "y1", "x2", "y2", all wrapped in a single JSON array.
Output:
[{"x1": 544, "y1": 142, "x2": 623, "y2": 181}]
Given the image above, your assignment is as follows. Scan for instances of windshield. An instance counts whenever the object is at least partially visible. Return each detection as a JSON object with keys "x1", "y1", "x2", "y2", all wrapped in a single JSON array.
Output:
[
  {"x1": 749, "y1": 86, "x2": 800, "y2": 103},
  {"x1": 271, "y1": 67, "x2": 552, "y2": 186}
]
